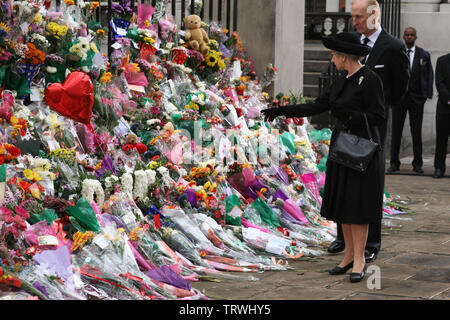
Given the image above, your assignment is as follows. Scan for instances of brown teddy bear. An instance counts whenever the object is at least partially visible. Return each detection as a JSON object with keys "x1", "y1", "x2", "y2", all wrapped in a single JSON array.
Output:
[
  {"x1": 122, "y1": 133, "x2": 148, "y2": 154},
  {"x1": 184, "y1": 14, "x2": 210, "y2": 56}
]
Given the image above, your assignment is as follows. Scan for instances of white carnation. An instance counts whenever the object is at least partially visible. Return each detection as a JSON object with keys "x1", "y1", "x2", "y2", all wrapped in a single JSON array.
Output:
[
  {"x1": 145, "y1": 169, "x2": 156, "y2": 186},
  {"x1": 81, "y1": 179, "x2": 105, "y2": 209},
  {"x1": 133, "y1": 170, "x2": 148, "y2": 200},
  {"x1": 120, "y1": 173, "x2": 133, "y2": 198}
]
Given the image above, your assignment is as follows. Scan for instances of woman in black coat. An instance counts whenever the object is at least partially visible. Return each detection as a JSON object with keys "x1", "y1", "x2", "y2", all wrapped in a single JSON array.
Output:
[{"x1": 262, "y1": 32, "x2": 385, "y2": 282}]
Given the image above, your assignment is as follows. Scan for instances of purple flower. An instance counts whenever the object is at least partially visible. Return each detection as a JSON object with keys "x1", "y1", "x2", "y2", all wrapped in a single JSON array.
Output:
[
  {"x1": 96, "y1": 154, "x2": 117, "y2": 178},
  {"x1": 33, "y1": 282, "x2": 50, "y2": 299},
  {"x1": 135, "y1": 58, "x2": 152, "y2": 72},
  {"x1": 219, "y1": 43, "x2": 231, "y2": 58},
  {"x1": 46, "y1": 54, "x2": 65, "y2": 64},
  {"x1": 188, "y1": 49, "x2": 205, "y2": 61}
]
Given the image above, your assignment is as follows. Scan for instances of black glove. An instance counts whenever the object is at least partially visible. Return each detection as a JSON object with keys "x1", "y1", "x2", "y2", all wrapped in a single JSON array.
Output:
[{"x1": 261, "y1": 107, "x2": 285, "y2": 122}]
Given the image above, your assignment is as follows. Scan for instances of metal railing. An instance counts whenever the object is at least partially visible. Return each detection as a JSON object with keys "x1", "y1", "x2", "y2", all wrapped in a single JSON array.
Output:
[
  {"x1": 104, "y1": 0, "x2": 239, "y2": 59},
  {"x1": 305, "y1": 12, "x2": 353, "y2": 40},
  {"x1": 380, "y1": 0, "x2": 401, "y2": 38}
]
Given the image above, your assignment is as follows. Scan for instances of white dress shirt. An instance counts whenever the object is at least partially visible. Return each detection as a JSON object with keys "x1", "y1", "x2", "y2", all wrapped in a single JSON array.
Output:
[
  {"x1": 406, "y1": 46, "x2": 415, "y2": 70},
  {"x1": 360, "y1": 26, "x2": 382, "y2": 63},
  {"x1": 360, "y1": 25, "x2": 383, "y2": 48}
]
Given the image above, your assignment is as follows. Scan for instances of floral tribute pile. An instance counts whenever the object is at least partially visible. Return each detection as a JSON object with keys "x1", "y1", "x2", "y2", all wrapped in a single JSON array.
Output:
[{"x1": 0, "y1": 0, "x2": 410, "y2": 300}]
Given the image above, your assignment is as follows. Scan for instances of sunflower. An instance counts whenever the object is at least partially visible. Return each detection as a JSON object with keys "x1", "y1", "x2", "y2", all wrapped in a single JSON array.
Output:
[
  {"x1": 205, "y1": 52, "x2": 218, "y2": 67},
  {"x1": 0, "y1": 22, "x2": 10, "y2": 38}
]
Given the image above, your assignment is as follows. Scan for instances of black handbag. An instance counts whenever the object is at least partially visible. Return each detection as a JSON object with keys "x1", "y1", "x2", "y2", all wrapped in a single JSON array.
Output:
[{"x1": 328, "y1": 113, "x2": 379, "y2": 173}]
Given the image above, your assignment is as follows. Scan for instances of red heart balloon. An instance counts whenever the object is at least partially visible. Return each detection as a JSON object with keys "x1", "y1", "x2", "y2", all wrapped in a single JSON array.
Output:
[{"x1": 44, "y1": 71, "x2": 94, "y2": 125}]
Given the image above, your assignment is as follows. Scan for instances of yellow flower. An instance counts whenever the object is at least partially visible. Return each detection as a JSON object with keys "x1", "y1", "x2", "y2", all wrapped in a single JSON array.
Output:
[
  {"x1": 196, "y1": 189, "x2": 207, "y2": 201},
  {"x1": 90, "y1": 42, "x2": 99, "y2": 53},
  {"x1": 217, "y1": 58, "x2": 226, "y2": 70},
  {"x1": 185, "y1": 101, "x2": 199, "y2": 111},
  {"x1": 205, "y1": 53, "x2": 218, "y2": 67},
  {"x1": 0, "y1": 22, "x2": 10, "y2": 33},
  {"x1": 47, "y1": 22, "x2": 68, "y2": 39},
  {"x1": 89, "y1": 1, "x2": 100, "y2": 11},
  {"x1": 29, "y1": 184, "x2": 41, "y2": 199},
  {"x1": 96, "y1": 29, "x2": 105, "y2": 37},
  {"x1": 143, "y1": 37, "x2": 155, "y2": 45},
  {"x1": 149, "y1": 137, "x2": 160, "y2": 146},
  {"x1": 64, "y1": 0, "x2": 75, "y2": 5},
  {"x1": 23, "y1": 169, "x2": 35, "y2": 181},
  {"x1": 99, "y1": 71, "x2": 112, "y2": 83},
  {"x1": 149, "y1": 161, "x2": 159, "y2": 169}
]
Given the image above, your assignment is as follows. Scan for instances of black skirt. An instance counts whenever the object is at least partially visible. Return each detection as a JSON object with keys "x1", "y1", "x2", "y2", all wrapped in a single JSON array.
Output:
[{"x1": 319, "y1": 129, "x2": 384, "y2": 224}]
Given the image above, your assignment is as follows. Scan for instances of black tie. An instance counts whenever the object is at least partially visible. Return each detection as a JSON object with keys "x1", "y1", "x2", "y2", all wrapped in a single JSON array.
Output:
[
  {"x1": 407, "y1": 49, "x2": 412, "y2": 70},
  {"x1": 362, "y1": 38, "x2": 370, "y2": 64}
]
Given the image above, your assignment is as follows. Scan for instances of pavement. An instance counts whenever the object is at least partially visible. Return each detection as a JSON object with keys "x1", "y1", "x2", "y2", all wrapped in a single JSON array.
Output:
[{"x1": 192, "y1": 155, "x2": 450, "y2": 300}]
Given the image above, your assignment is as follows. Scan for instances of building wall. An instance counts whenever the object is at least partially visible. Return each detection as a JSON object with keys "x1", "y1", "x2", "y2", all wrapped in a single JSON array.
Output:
[
  {"x1": 237, "y1": 0, "x2": 305, "y2": 97},
  {"x1": 399, "y1": 4, "x2": 450, "y2": 156}
]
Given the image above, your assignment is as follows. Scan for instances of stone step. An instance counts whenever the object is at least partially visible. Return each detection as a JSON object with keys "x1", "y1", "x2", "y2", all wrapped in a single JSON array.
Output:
[
  {"x1": 304, "y1": 49, "x2": 332, "y2": 61},
  {"x1": 303, "y1": 60, "x2": 330, "y2": 73},
  {"x1": 304, "y1": 72, "x2": 321, "y2": 86},
  {"x1": 303, "y1": 84, "x2": 319, "y2": 98}
]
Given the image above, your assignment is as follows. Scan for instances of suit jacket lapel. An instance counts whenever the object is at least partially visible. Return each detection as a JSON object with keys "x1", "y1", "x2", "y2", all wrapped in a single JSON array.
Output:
[
  {"x1": 411, "y1": 47, "x2": 421, "y2": 72},
  {"x1": 365, "y1": 30, "x2": 389, "y2": 67}
]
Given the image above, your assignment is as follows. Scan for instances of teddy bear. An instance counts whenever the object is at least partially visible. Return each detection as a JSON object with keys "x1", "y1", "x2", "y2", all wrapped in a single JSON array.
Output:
[
  {"x1": 184, "y1": 14, "x2": 210, "y2": 56},
  {"x1": 122, "y1": 133, "x2": 148, "y2": 154}
]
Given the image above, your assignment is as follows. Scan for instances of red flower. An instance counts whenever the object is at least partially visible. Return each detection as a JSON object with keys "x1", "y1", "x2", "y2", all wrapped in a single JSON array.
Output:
[
  {"x1": 0, "y1": 207, "x2": 14, "y2": 223},
  {"x1": 6, "y1": 225, "x2": 20, "y2": 239},
  {"x1": 3, "y1": 143, "x2": 21, "y2": 157},
  {"x1": 14, "y1": 214, "x2": 27, "y2": 229},
  {"x1": 15, "y1": 206, "x2": 30, "y2": 219}
]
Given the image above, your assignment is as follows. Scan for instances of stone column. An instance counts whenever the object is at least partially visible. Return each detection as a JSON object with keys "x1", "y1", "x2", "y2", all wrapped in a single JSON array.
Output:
[
  {"x1": 237, "y1": 0, "x2": 304, "y2": 97},
  {"x1": 274, "y1": 0, "x2": 305, "y2": 96}
]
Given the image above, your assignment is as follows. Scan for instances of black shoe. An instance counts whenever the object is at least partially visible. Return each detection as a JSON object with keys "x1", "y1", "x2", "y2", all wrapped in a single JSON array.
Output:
[
  {"x1": 413, "y1": 167, "x2": 424, "y2": 174},
  {"x1": 387, "y1": 165, "x2": 400, "y2": 173},
  {"x1": 365, "y1": 249, "x2": 378, "y2": 263},
  {"x1": 329, "y1": 261, "x2": 354, "y2": 275},
  {"x1": 349, "y1": 266, "x2": 366, "y2": 283},
  {"x1": 327, "y1": 240, "x2": 345, "y2": 253},
  {"x1": 432, "y1": 169, "x2": 444, "y2": 179}
]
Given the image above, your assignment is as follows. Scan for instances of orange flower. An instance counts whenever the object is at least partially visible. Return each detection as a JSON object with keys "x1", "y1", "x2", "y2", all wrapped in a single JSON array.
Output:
[
  {"x1": 3, "y1": 143, "x2": 21, "y2": 157},
  {"x1": 23, "y1": 43, "x2": 46, "y2": 65}
]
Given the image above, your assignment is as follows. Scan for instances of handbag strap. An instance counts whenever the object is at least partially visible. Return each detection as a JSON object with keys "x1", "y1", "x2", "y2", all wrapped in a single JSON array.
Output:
[{"x1": 362, "y1": 112, "x2": 374, "y2": 141}]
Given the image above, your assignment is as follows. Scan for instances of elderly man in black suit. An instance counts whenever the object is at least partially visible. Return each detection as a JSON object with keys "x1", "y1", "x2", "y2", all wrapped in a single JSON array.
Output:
[
  {"x1": 388, "y1": 27, "x2": 434, "y2": 174},
  {"x1": 327, "y1": 0, "x2": 410, "y2": 263},
  {"x1": 433, "y1": 52, "x2": 450, "y2": 178}
]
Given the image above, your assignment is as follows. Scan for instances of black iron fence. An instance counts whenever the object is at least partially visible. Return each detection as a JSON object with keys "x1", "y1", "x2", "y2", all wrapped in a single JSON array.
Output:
[
  {"x1": 103, "y1": 0, "x2": 238, "y2": 59},
  {"x1": 305, "y1": 12, "x2": 353, "y2": 40},
  {"x1": 380, "y1": 0, "x2": 401, "y2": 38}
]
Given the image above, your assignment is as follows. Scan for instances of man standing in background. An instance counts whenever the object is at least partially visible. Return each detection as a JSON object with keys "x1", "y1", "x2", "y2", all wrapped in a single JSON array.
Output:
[
  {"x1": 388, "y1": 27, "x2": 434, "y2": 174},
  {"x1": 432, "y1": 52, "x2": 450, "y2": 178}
]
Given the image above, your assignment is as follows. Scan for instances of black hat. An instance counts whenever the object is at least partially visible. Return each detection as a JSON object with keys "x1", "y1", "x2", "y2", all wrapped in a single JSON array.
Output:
[{"x1": 322, "y1": 32, "x2": 371, "y2": 56}]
